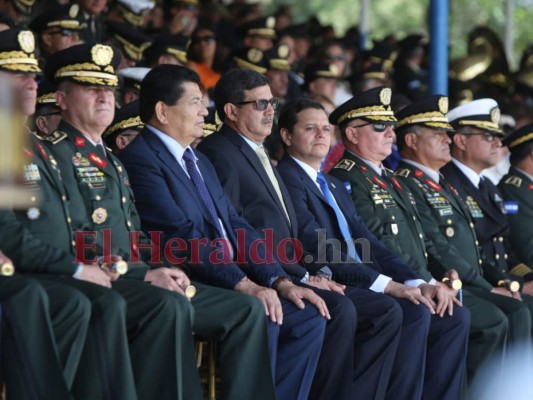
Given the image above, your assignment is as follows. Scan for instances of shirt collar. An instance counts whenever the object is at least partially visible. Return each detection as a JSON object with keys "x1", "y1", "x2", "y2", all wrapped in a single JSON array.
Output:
[
  {"x1": 239, "y1": 133, "x2": 262, "y2": 151},
  {"x1": 348, "y1": 150, "x2": 384, "y2": 175},
  {"x1": 147, "y1": 124, "x2": 194, "y2": 163},
  {"x1": 452, "y1": 158, "x2": 481, "y2": 188},
  {"x1": 403, "y1": 159, "x2": 441, "y2": 183},
  {"x1": 290, "y1": 155, "x2": 319, "y2": 183}
]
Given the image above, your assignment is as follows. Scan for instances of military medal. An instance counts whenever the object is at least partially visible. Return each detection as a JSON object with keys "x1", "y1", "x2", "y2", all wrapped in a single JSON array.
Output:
[
  {"x1": 89, "y1": 152, "x2": 107, "y2": 168},
  {"x1": 391, "y1": 223, "x2": 399, "y2": 235},
  {"x1": 92, "y1": 207, "x2": 107, "y2": 224},
  {"x1": 372, "y1": 176, "x2": 387, "y2": 189},
  {"x1": 75, "y1": 137, "x2": 86, "y2": 147},
  {"x1": 445, "y1": 227, "x2": 455, "y2": 237},
  {"x1": 24, "y1": 163, "x2": 41, "y2": 182},
  {"x1": 26, "y1": 207, "x2": 40, "y2": 220},
  {"x1": 72, "y1": 156, "x2": 81, "y2": 166}
]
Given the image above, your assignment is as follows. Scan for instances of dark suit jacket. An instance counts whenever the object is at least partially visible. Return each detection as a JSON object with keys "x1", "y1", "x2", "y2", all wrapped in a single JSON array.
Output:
[
  {"x1": 441, "y1": 161, "x2": 526, "y2": 284},
  {"x1": 119, "y1": 127, "x2": 286, "y2": 289},
  {"x1": 197, "y1": 125, "x2": 307, "y2": 280},
  {"x1": 277, "y1": 154, "x2": 418, "y2": 288}
]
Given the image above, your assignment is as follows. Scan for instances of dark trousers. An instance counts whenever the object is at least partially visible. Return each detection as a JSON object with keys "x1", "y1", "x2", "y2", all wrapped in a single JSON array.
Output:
[
  {"x1": 1, "y1": 276, "x2": 90, "y2": 400},
  {"x1": 192, "y1": 282, "x2": 277, "y2": 400},
  {"x1": 36, "y1": 276, "x2": 201, "y2": 400},
  {"x1": 306, "y1": 286, "x2": 402, "y2": 400},
  {"x1": 388, "y1": 298, "x2": 470, "y2": 400},
  {"x1": 266, "y1": 298, "x2": 326, "y2": 400}
]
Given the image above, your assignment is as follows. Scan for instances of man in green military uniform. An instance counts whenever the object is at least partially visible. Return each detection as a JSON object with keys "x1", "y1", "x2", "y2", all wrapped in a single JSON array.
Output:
[
  {"x1": 499, "y1": 123, "x2": 533, "y2": 266},
  {"x1": 393, "y1": 97, "x2": 533, "y2": 353},
  {"x1": 0, "y1": 27, "x2": 92, "y2": 398},
  {"x1": 329, "y1": 88, "x2": 511, "y2": 383},
  {"x1": 41, "y1": 43, "x2": 277, "y2": 400}
]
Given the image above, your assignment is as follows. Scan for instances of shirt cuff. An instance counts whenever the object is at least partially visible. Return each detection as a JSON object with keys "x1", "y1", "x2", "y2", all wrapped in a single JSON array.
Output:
[
  {"x1": 300, "y1": 271, "x2": 309, "y2": 283},
  {"x1": 369, "y1": 274, "x2": 392, "y2": 293},
  {"x1": 404, "y1": 279, "x2": 426, "y2": 288},
  {"x1": 429, "y1": 278, "x2": 437, "y2": 285}
]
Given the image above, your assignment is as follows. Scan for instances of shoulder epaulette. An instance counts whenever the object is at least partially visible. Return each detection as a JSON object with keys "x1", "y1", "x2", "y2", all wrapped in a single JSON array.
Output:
[
  {"x1": 333, "y1": 158, "x2": 355, "y2": 172},
  {"x1": 34, "y1": 130, "x2": 67, "y2": 145},
  {"x1": 504, "y1": 176, "x2": 522, "y2": 188},
  {"x1": 394, "y1": 168, "x2": 410, "y2": 178}
]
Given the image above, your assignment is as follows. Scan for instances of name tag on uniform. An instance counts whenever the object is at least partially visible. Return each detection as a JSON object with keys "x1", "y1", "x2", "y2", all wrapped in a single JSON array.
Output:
[{"x1": 503, "y1": 201, "x2": 519, "y2": 214}]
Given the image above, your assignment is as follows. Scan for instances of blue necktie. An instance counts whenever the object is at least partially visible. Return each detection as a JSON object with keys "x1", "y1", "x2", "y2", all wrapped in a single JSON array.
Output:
[
  {"x1": 316, "y1": 172, "x2": 362, "y2": 262},
  {"x1": 183, "y1": 148, "x2": 224, "y2": 237}
]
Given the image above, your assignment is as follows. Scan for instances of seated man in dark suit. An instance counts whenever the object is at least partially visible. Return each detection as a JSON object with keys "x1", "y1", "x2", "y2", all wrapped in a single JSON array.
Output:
[
  {"x1": 276, "y1": 97, "x2": 470, "y2": 400},
  {"x1": 198, "y1": 68, "x2": 403, "y2": 400},
  {"x1": 119, "y1": 64, "x2": 328, "y2": 400}
]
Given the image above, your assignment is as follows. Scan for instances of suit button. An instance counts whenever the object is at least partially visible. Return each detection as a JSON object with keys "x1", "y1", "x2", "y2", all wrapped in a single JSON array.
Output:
[
  {"x1": 95, "y1": 195, "x2": 101, "y2": 201},
  {"x1": 61, "y1": 195, "x2": 67, "y2": 201},
  {"x1": 127, "y1": 221, "x2": 132, "y2": 227},
  {"x1": 504, "y1": 254, "x2": 508, "y2": 259},
  {"x1": 71, "y1": 240, "x2": 76, "y2": 247},
  {"x1": 493, "y1": 237, "x2": 497, "y2": 242},
  {"x1": 424, "y1": 252, "x2": 428, "y2": 258},
  {"x1": 419, "y1": 233, "x2": 423, "y2": 239},
  {"x1": 122, "y1": 196, "x2": 126, "y2": 203},
  {"x1": 392, "y1": 215, "x2": 396, "y2": 220},
  {"x1": 412, "y1": 216, "x2": 416, "y2": 221},
  {"x1": 495, "y1": 254, "x2": 500, "y2": 260},
  {"x1": 479, "y1": 259, "x2": 483, "y2": 264},
  {"x1": 470, "y1": 222, "x2": 474, "y2": 228},
  {"x1": 499, "y1": 236, "x2": 503, "y2": 242},
  {"x1": 475, "y1": 240, "x2": 479, "y2": 245},
  {"x1": 67, "y1": 217, "x2": 72, "y2": 224},
  {"x1": 447, "y1": 219, "x2": 452, "y2": 225}
]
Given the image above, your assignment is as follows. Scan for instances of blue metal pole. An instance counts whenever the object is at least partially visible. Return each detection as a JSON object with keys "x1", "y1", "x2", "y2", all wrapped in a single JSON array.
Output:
[{"x1": 429, "y1": 0, "x2": 448, "y2": 95}]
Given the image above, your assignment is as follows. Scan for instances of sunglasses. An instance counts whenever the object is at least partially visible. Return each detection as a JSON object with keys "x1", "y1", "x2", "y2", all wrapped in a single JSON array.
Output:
[
  {"x1": 350, "y1": 122, "x2": 395, "y2": 133},
  {"x1": 47, "y1": 29, "x2": 77, "y2": 37},
  {"x1": 195, "y1": 35, "x2": 215, "y2": 43},
  {"x1": 462, "y1": 131, "x2": 499, "y2": 143},
  {"x1": 236, "y1": 97, "x2": 279, "y2": 111}
]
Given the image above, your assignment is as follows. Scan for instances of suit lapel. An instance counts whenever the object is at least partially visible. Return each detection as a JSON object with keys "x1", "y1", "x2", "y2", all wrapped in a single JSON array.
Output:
[
  {"x1": 142, "y1": 128, "x2": 221, "y2": 232},
  {"x1": 221, "y1": 127, "x2": 294, "y2": 230}
]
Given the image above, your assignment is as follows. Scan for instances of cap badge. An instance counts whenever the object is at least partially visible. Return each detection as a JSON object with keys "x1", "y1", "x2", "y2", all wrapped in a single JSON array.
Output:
[
  {"x1": 18, "y1": 30, "x2": 35, "y2": 53},
  {"x1": 247, "y1": 48, "x2": 263, "y2": 63},
  {"x1": 266, "y1": 16, "x2": 275, "y2": 29},
  {"x1": 329, "y1": 64, "x2": 339, "y2": 76},
  {"x1": 380, "y1": 87, "x2": 392, "y2": 106},
  {"x1": 278, "y1": 44, "x2": 289, "y2": 58},
  {"x1": 69, "y1": 4, "x2": 79, "y2": 18},
  {"x1": 91, "y1": 44, "x2": 114, "y2": 66},
  {"x1": 438, "y1": 97, "x2": 448, "y2": 114}
]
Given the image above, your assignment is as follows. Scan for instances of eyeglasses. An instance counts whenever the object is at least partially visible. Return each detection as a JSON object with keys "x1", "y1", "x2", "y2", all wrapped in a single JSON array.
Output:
[
  {"x1": 350, "y1": 122, "x2": 395, "y2": 133},
  {"x1": 462, "y1": 131, "x2": 499, "y2": 143},
  {"x1": 236, "y1": 97, "x2": 279, "y2": 111},
  {"x1": 195, "y1": 35, "x2": 215, "y2": 43},
  {"x1": 47, "y1": 29, "x2": 77, "y2": 37}
]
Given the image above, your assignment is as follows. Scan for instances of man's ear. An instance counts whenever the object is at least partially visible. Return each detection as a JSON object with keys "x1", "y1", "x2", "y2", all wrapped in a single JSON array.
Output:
[
  {"x1": 35, "y1": 115, "x2": 48, "y2": 134},
  {"x1": 344, "y1": 126, "x2": 357, "y2": 145},
  {"x1": 404, "y1": 132, "x2": 418, "y2": 150},
  {"x1": 280, "y1": 127, "x2": 291, "y2": 146},
  {"x1": 452, "y1": 133, "x2": 467, "y2": 151},
  {"x1": 41, "y1": 33, "x2": 52, "y2": 49},
  {"x1": 55, "y1": 90, "x2": 67, "y2": 110},
  {"x1": 154, "y1": 101, "x2": 167, "y2": 124},
  {"x1": 223, "y1": 103, "x2": 238, "y2": 122}
]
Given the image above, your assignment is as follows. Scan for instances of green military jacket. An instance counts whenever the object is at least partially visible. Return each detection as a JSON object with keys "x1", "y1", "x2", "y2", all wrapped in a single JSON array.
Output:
[
  {"x1": 330, "y1": 150, "x2": 433, "y2": 281},
  {"x1": 395, "y1": 161, "x2": 494, "y2": 290},
  {"x1": 42, "y1": 121, "x2": 149, "y2": 279},
  {"x1": 498, "y1": 167, "x2": 533, "y2": 266}
]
